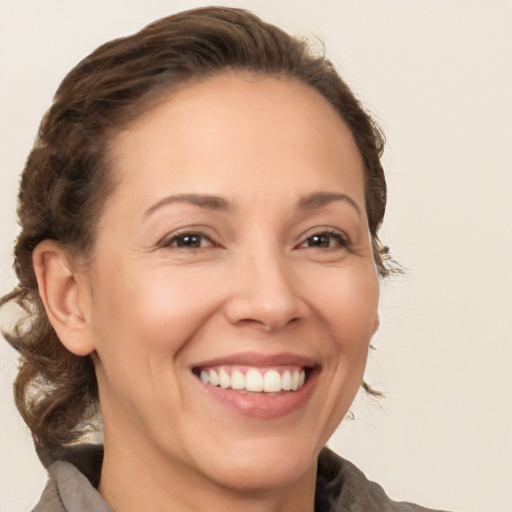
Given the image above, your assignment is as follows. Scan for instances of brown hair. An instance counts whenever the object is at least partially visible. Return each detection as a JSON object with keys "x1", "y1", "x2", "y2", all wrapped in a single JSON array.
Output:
[{"x1": 1, "y1": 6, "x2": 390, "y2": 462}]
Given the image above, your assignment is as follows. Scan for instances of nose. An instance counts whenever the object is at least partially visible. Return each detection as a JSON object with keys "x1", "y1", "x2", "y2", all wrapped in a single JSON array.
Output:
[{"x1": 223, "y1": 250, "x2": 307, "y2": 332}]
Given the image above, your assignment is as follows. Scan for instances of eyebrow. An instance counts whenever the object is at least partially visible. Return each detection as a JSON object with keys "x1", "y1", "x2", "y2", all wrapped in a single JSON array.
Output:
[
  {"x1": 144, "y1": 193, "x2": 231, "y2": 216},
  {"x1": 144, "y1": 191, "x2": 361, "y2": 217},
  {"x1": 297, "y1": 192, "x2": 361, "y2": 216}
]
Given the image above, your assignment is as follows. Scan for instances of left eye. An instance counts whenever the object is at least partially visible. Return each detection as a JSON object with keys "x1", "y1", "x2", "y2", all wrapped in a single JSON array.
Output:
[{"x1": 300, "y1": 232, "x2": 347, "y2": 249}]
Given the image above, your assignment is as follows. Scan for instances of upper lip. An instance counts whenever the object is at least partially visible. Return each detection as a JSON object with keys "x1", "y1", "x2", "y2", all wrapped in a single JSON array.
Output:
[{"x1": 191, "y1": 351, "x2": 320, "y2": 369}]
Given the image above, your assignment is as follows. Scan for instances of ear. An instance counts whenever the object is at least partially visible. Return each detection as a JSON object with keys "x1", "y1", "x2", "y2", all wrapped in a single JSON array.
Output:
[{"x1": 32, "y1": 240, "x2": 95, "y2": 356}]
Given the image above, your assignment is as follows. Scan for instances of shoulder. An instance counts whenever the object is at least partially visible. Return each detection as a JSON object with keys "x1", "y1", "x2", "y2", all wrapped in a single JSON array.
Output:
[
  {"x1": 316, "y1": 448, "x2": 454, "y2": 512},
  {"x1": 32, "y1": 445, "x2": 111, "y2": 512}
]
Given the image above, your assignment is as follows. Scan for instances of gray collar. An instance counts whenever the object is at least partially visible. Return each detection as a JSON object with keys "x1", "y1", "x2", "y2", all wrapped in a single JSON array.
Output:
[{"x1": 33, "y1": 445, "x2": 449, "y2": 512}]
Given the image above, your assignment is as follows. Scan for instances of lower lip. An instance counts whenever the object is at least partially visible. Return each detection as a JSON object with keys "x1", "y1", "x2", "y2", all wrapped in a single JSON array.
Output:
[{"x1": 195, "y1": 370, "x2": 318, "y2": 419}]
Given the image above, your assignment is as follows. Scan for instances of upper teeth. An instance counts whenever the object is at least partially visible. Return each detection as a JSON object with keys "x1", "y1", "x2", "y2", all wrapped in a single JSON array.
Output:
[{"x1": 199, "y1": 367, "x2": 306, "y2": 393}]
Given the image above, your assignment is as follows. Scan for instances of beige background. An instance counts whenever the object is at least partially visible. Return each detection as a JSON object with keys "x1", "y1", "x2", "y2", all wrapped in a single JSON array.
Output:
[{"x1": 1, "y1": 1, "x2": 511, "y2": 511}]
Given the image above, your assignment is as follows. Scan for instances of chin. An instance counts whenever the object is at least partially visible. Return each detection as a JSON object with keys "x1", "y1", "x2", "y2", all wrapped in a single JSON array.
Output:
[{"x1": 192, "y1": 435, "x2": 320, "y2": 492}]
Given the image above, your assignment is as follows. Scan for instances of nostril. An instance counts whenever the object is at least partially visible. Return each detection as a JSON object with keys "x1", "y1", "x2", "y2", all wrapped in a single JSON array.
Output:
[
  {"x1": 223, "y1": 292, "x2": 306, "y2": 332},
  {"x1": 235, "y1": 315, "x2": 301, "y2": 332}
]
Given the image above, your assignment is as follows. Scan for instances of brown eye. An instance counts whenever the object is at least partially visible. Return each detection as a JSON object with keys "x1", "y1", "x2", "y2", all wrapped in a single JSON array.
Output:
[
  {"x1": 306, "y1": 234, "x2": 331, "y2": 248},
  {"x1": 174, "y1": 234, "x2": 204, "y2": 248},
  {"x1": 163, "y1": 233, "x2": 214, "y2": 249},
  {"x1": 301, "y1": 231, "x2": 347, "y2": 249}
]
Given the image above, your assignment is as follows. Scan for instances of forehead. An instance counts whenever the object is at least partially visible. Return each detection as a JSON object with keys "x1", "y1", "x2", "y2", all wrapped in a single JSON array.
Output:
[{"x1": 108, "y1": 72, "x2": 365, "y2": 211}]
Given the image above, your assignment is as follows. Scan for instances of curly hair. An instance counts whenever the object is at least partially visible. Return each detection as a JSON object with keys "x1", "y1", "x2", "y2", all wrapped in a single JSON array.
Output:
[{"x1": 1, "y1": 6, "x2": 390, "y2": 463}]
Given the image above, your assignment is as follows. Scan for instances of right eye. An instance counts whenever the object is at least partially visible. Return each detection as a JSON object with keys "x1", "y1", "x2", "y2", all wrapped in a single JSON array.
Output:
[{"x1": 160, "y1": 232, "x2": 216, "y2": 249}]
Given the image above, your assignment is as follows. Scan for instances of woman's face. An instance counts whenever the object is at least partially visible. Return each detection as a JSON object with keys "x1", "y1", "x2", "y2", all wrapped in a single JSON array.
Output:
[{"x1": 82, "y1": 73, "x2": 379, "y2": 491}]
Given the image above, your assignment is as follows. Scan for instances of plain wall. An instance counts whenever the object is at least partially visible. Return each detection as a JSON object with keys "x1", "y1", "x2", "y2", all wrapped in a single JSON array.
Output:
[{"x1": 1, "y1": 1, "x2": 510, "y2": 511}]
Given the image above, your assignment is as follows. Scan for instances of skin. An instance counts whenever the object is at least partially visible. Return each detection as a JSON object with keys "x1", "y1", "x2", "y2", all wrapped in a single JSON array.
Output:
[{"x1": 34, "y1": 73, "x2": 380, "y2": 512}]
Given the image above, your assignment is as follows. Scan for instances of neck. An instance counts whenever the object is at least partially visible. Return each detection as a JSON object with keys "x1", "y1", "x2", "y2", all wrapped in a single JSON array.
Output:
[{"x1": 98, "y1": 432, "x2": 317, "y2": 512}]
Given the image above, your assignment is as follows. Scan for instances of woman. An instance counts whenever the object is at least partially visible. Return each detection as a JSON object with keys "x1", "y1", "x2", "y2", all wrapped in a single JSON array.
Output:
[{"x1": 1, "y1": 7, "x2": 450, "y2": 512}]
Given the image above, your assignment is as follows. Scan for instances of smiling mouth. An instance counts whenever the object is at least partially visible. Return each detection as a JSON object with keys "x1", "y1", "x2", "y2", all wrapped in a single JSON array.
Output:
[
  {"x1": 190, "y1": 353, "x2": 319, "y2": 418},
  {"x1": 192, "y1": 366, "x2": 309, "y2": 394}
]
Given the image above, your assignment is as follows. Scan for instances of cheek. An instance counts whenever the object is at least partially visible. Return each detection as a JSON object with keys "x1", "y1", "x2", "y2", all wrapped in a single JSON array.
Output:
[
  {"x1": 308, "y1": 266, "x2": 379, "y2": 347},
  {"x1": 89, "y1": 266, "x2": 223, "y2": 358},
  {"x1": 88, "y1": 268, "x2": 223, "y2": 419}
]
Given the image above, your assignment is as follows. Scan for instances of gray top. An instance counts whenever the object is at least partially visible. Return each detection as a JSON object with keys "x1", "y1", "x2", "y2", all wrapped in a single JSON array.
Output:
[{"x1": 32, "y1": 445, "x2": 451, "y2": 511}]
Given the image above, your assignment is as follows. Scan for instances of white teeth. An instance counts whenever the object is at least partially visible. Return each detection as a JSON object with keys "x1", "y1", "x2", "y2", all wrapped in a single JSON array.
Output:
[
  {"x1": 198, "y1": 367, "x2": 307, "y2": 393},
  {"x1": 208, "y1": 369, "x2": 220, "y2": 386},
  {"x1": 298, "y1": 369, "x2": 305, "y2": 388},
  {"x1": 291, "y1": 371, "x2": 300, "y2": 391},
  {"x1": 281, "y1": 370, "x2": 292, "y2": 391},
  {"x1": 219, "y1": 368, "x2": 230, "y2": 389},
  {"x1": 263, "y1": 370, "x2": 281, "y2": 392},
  {"x1": 245, "y1": 368, "x2": 263, "y2": 392},
  {"x1": 230, "y1": 370, "x2": 245, "y2": 390}
]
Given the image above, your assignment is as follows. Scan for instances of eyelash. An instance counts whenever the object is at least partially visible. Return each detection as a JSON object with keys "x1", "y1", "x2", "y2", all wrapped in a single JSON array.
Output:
[
  {"x1": 159, "y1": 231, "x2": 218, "y2": 250},
  {"x1": 298, "y1": 229, "x2": 349, "y2": 250},
  {"x1": 159, "y1": 228, "x2": 349, "y2": 251}
]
